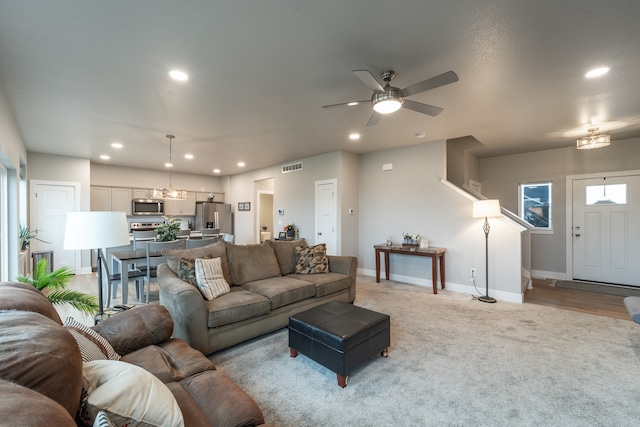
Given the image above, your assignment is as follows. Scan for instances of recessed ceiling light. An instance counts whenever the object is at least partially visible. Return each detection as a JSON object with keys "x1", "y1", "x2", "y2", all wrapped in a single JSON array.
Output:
[
  {"x1": 100, "y1": 155, "x2": 110, "y2": 160},
  {"x1": 349, "y1": 133, "x2": 360, "y2": 140},
  {"x1": 585, "y1": 67, "x2": 610, "y2": 78},
  {"x1": 415, "y1": 132, "x2": 426, "y2": 138},
  {"x1": 111, "y1": 142, "x2": 123, "y2": 149},
  {"x1": 213, "y1": 169, "x2": 221, "y2": 174},
  {"x1": 165, "y1": 162, "x2": 173, "y2": 168},
  {"x1": 169, "y1": 69, "x2": 189, "y2": 81},
  {"x1": 237, "y1": 162, "x2": 245, "y2": 167},
  {"x1": 184, "y1": 154, "x2": 193, "y2": 159}
]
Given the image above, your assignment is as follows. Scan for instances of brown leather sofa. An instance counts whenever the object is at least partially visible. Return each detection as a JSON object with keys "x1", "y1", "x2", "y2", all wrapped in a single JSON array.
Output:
[{"x1": 0, "y1": 281, "x2": 273, "y2": 427}]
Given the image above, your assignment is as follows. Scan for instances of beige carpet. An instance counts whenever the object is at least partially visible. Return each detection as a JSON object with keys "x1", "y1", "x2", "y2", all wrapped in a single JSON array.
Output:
[{"x1": 212, "y1": 276, "x2": 640, "y2": 426}]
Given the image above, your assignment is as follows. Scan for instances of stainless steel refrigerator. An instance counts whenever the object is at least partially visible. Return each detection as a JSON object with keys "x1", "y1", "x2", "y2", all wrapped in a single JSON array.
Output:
[{"x1": 195, "y1": 202, "x2": 234, "y2": 235}]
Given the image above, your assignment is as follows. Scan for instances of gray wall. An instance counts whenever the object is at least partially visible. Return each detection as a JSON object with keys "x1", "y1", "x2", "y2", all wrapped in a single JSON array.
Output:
[
  {"x1": 479, "y1": 137, "x2": 640, "y2": 277},
  {"x1": 358, "y1": 140, "x2": 523, "y2": 300}
]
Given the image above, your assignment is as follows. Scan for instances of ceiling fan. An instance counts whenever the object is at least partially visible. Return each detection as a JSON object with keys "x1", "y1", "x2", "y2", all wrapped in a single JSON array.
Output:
[{"x1": 322, "y1": 69, "x2": 459, "y2": 126}]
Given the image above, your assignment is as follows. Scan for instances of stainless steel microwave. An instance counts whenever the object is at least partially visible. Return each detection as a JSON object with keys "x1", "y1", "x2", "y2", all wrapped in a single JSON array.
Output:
[{"x1": 132, "y1": 199, "x2": 164, "y2": 216}]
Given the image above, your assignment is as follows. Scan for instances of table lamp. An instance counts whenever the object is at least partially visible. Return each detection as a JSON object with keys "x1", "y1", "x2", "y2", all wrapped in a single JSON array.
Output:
[
  {"x1": 472, "y1": 199, "x2": 501, "y2": 303},
  {"x1": 63, "y1": 211, "x2": 130, "y2": 322}
]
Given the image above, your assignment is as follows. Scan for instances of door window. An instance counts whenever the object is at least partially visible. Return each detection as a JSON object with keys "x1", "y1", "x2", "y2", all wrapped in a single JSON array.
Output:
[{"x1": 585, "y1": 183, "x2": 627, "y2": 205}]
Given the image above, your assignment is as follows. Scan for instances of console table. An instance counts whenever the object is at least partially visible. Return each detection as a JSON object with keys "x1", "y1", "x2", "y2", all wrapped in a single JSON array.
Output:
[{"x1": 374, "y1": 244, "x2": 446, "y2": 294}]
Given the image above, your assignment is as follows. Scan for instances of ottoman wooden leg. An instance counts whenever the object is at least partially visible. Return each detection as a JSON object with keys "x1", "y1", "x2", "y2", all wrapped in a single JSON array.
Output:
[
  {"x1": 289, "y1": 347, "x2": 299, "y2": 358},
  {"x1": 337, "y1": 374, "x2": 348, "y2": 388},
  {"x1": 381, "y1": 347, "x2": 390, "y2": 358}
]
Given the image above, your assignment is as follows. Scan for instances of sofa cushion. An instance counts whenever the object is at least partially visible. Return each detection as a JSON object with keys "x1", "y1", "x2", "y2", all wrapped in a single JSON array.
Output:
[
  {"x1": 195, "y1": 257, "x2": 231, "y2": 300},
  {"x1": 226, "y1": 242, "x2": 282, "y2": 285},
  {"x1": 205, "y1": 287, "x2": 271, "y2": 328},
  {"x1": 295, "y1": 243, "x2": 329, "y2": 274},
  {"x1": 179, "y1": 370, "x2": 265, "y2": 427},
  {"x1": 0, "y1": 380, "x2": 77, "y2": 427},
  {"x1": 163, "y1": 240, "x2": 232, "y2": 285},
  {"x1": 289, "y1": 272, "x2": 352, "y2": 297},
  {"x1": 64, "y1": 317, "x2": 121, "y2": 362},
  {"x1": 0, "y1": 281, "x2": 63, "y2": 324},
  {"x1": 93, "y1": 305, "x2": 174, "y2": 356},
  {"x1": 267, "y1": 238, "x2": 308, "y2": 275},
  {"x1": 241, "y1": 276, "x2": 316, "y2": 310},
  {"x1": 121, "y1": 338, "x2": 215, "y2": 384},
  {"x1": 82, "y1": 360, "x2": 185, "y2": 427}
]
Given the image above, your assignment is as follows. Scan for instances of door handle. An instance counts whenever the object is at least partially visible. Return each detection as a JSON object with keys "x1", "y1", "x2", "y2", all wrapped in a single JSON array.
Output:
[
  {"x1": 575, "y1": 233, "x2": 581, "y2": 237},
  {"x1": 318, "y1": 232, "x2": 322, "y2": 235}
]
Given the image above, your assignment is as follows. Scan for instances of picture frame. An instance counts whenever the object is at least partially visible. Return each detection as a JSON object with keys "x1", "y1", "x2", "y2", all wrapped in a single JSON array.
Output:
[
  {"x1": 278, "y1": 208, "x2": 284, "y2": 215},
  {"x1": 278, "y1": 231, "x2": 287, "y2": 239},
  {"x1": 238, "y1": 202, "x2": 251, "y2": 211},
  {"x1": 237, "y1": 202, "x2": 244, "y2": 211}
]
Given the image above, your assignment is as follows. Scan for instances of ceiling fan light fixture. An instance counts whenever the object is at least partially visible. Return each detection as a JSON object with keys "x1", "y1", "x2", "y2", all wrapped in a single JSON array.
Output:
[
  {"x1": 372, "y1": 89, "x2": 403, "y2": 114},
  {"x1": 576, "y1": 128, "x2": 611, "y2": 149}
]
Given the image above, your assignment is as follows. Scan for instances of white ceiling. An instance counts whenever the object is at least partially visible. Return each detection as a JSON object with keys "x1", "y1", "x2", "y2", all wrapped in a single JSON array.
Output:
[{"x1": 1, "y1": 1, "x2": 639, "y2": 176}]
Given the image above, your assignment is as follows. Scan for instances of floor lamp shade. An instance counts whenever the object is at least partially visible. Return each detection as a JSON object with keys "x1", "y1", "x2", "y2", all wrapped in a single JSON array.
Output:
[
  {"x1": 472, "y1": 199, "x2": 501, "y2": 219},
  {"x1": 63, "y1": 211, "x2": 130, "y2": 323},
  {"x1": 63, "y1": 211, "x2": 130, "y2": 250},
  {"x1": 472, "y1": 199, "x2": 501, "y2": 304}
]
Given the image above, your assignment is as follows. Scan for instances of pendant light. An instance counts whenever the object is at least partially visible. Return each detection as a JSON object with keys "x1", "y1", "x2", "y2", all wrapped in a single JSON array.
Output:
[{"x1": 152, "y1": 134, "x2": 187, "y2": 200}]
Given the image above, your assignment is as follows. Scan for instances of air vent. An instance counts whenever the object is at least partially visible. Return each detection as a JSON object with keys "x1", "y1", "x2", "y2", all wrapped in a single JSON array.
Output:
[{"x1": 282, "y1": 162, "x2": 303, "y2": 173}]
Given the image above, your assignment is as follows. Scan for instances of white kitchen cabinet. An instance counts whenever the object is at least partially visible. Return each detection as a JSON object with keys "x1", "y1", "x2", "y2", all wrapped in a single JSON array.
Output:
[
  {"x1": 164, "y1": 192, "x2": 196, "y2": 216},
  {"x1": 112, "y1": 188, "x2": 132, "y2": 214},
  {"x1": 91, "y1": 186, "x2": 132, "y2": 214},
  {"x1": 91, "y1": 187, "x2": 112, "y2": 211},
  {"x1": 133, "y1": 188, "x2": 152, "y2": 199},
  {"x1": 196, "y1": 192, "x2": 224, "y2": 202}
]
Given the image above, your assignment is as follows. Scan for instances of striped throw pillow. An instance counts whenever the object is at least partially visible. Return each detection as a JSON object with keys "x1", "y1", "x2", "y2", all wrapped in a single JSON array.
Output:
[
  {"x1": 93, "y1": 410, "x2": 116, "y2": 427},
  {"x1": 195, "y1": 257, "x2": 230, "y2": 300},
  {"x1": 64, "y1": 317, "x2": 121, "y2": 362}
]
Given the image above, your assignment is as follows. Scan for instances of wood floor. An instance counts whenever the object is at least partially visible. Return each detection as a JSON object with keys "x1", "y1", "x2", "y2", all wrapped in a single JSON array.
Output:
[{"x1": 524, "y1": 278, "x2": 631, "y2": 321}]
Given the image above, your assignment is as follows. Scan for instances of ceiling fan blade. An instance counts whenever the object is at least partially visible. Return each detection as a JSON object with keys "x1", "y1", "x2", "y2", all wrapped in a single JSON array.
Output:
[
  {"x1": 321, "y1": 100, "x2": 370, "y2": 109},
  {"x1": 402, "y1": 99, "x2": 444, "y2": 117},
  {"x1": 353, "y1": 70, "x2": 385, "y2": 92},
  {"x1": 400, "y1": 71, "x2": 459, "y2": 97},
  {"x1": 366, "y1": 112, "x2": 381, "y2": 126}
]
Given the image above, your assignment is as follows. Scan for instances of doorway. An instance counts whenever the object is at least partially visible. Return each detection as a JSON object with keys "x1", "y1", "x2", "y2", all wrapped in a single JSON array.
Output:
[
  {"x1": 315, "y1": 179, "x2": 337, "y2": 255},
  {"x1": 30, "y1": 180, "x2": 81, "y2": 272},
  {"x1": 568, "y1": 171, "x2": 640, "y2": 286},
  {"x1": 254, "y1": 178, "x2": 274, "y2": 243}
]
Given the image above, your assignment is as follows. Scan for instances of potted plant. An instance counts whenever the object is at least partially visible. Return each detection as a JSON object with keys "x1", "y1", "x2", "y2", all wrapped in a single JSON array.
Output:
[
  {"x1": 284, "y1": 224, "x2": 296, "y2": 238},
  {"x1": 17, "y1": 258, "x2": 98, "y2": 315},
  {"x1": 19, "y1": 224, "x2": 49, "y2": 251},
  {"x1": 157, "y1": 216, "x2": 181, "y2": 241}
]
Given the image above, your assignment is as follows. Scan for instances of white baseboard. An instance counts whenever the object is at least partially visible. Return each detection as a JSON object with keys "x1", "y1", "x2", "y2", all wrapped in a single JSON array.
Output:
[
  {"x1": 358, "y1": 268, "x2": 523, "y2": 304},
  {"x1": 77, "y1": 267, "x2": 92, "y2": 275},
  {"x1": 531, "y1": 270, "x2": 568, "y2": 281}
]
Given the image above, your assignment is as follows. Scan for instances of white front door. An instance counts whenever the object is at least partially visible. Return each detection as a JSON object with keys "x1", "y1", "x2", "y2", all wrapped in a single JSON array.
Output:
[
  {"x1": 31, "y1": 181, "x2": 80, "y2": 271},
  {"x1": 572, "y1": 174, "x2": 640, "y2": 285},
  {"x1": 315, "y1": 179, "x2": 337, "y2": 255}
]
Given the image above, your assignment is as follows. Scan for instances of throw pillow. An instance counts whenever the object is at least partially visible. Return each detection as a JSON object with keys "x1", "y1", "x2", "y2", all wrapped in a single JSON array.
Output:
[
  {"x1": 64, "y1": 317, "x2": 120, "y2": 362},
  {"x1": 195, "y1": 257, "x2": 231, "y2": 300},
  {"x1": 82, "y1": 360, "x2": 184, "y2": 427},
  {"x1": 177, "y1": 255, "x2": 212, "y2": 286},
  {"x1": 225, "y1": 242, "x2": 282, "y2": 285},
  {"x1": 268, "y1": 238, "x2": 308, "y2": 275},
  {"x1": 92, "y1": 410, "x2": 116, "y2": 427},
  {"x1": 295, "y1": 243, "x2": 329, "y2": 274}
]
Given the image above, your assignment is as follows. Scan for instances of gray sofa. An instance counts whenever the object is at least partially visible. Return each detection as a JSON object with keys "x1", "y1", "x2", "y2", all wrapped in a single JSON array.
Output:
[{"x1": 158, "y1": 239, "x2": 357, "y2": 355}]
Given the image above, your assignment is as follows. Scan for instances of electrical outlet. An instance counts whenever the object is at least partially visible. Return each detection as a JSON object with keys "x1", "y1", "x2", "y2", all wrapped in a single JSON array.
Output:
[{"x1": 470, "y1": 268, "x2": 476, "y2": 278}]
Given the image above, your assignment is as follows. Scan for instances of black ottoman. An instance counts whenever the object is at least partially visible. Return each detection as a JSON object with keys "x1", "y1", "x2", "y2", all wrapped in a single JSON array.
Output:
[{"x1": 288, "y1": 300, "x2": 390, "y2": 387}]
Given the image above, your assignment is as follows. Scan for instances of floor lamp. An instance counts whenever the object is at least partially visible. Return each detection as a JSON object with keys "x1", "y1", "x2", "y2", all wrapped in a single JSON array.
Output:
[
  {"x1": 63, "y1": 211, "x2": 130, "y2": 323},
  {"x1": 472, "y1": 200, "x2": 501, "y2": 303}
]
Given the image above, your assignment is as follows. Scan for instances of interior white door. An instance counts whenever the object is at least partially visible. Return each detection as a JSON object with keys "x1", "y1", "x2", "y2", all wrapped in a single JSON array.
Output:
[
  {"x1": 315, "y1": 179, "x2": 337, "y2": 255},
  {"x1": 572, "y1": 174, "x2": 640, "y2": 285},
  {"x1": 32, "y1": 182, "x2": 79, "y2": 271}
]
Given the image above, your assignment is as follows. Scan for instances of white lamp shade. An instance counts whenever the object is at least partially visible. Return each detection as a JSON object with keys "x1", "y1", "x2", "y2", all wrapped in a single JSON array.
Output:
[
  {"x1": 63, "y1": 211, "x2": 130, "y2": 250},
  {"x1": 472, "y1": 199, "x2": 501, "y2": 218}
]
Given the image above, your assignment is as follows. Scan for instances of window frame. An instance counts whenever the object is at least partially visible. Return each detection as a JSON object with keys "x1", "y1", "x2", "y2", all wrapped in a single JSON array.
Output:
[{"x1": 519, "y1": 181, "x2": 553, "y2": 233}]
